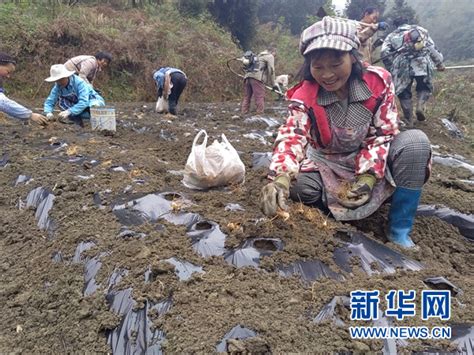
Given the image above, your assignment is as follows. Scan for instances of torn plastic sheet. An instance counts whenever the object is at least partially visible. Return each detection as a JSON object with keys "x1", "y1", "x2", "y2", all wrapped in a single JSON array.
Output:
[
  {"x1": 76, "y1": 174, "x2": 94, "y2": 180},
  {"x1": 224, "y1": 203, "x2": 245, "y2": 212},
  {"x1": 93, "y1": 190, "x2": 112, "y2": 210},
  {"x1": 251, "y1": 152, "x2": 272, "y2": 169},
  {"x1": 160, "y1": 129, "x2": 177, "y2": 141},
  {"x1": 165, "y1": 257, "x2": 204, "y2": 281},
  {"x1": 424, "y1": 277, "x2": 463, "y2": 296},
  {"x1": 41, "y1": 139, "x2": 68, "y2": 152},
  {"x1": 117, "y1": 226, "x2": 147, "y2": 239},
  {"x1": 107, "y1": 268, "x2": 129, "y2": 290},
  {"x1": 133, "y1": 126, "x2": 151, "y2": 134},
  {"x1": 278, "y1": 259, "x2": 344, "y2": 282},
  {"x1": 333, "y1": 231, "x2": 423, "y2": 275},
  {"x1": 110, "y1": 165, "x2": 128, "y2": 172},
  {"x1": 187, "y1": 220, "x2": 227, "y2": 257},
  {"x1": 224, "y1": 238, "x2": 284, "y2": 268},
  {"x1": 244, "y1": 116, "x2": 280, "y2": 128},
  {"x1": 14, "y1": 174, "x2": 32, "y2": 186},
  {"x1": 0, "y1": 152, "x2": 9, "y2": 167},
  {"x1": 450, "y1": 324, "x2": 474, "y2": 354},
  {"x1": 51, "y1": 251, "x2": 63, "y2": 263},
  {"x1": 313, "y1": 296, "x2": 406, "y2": 354},
  {"x1": 421, "y1": 324, "x2": 474, "y2": 354},
  {"x1": 243, "y1": 130, "x2": 273, "y2": 145},
  {"x1": 26, "y1": 187, "x2": 56, "y2": 234},
  {"x1": 313, "y1": 295, "x2": 349, "y2": 327},
  {"x1": 106, "y1": 287, "x2": 172, "y2": 355},
  {"x1": 84, "y1": 255, "x2": 103, "y2": 296},
  {"x1": 41, "y1": 154, "x2": 98, "y2": 166},
  {"x1": 113, "y1": 192, "x2": 201, "y2": 228},
  {"x1": 72, "y1": 241, "x2": 96, "y2": 263},
  {"x1": 417, "y1": 205, "x2": 474, "y2": 241},
  {"x1": 441, "y1": 118, "x2": 464, "y2": 139},
  {"x1": 432, "y1": 153, "x2": 474, "y2": 174},
  {"x1": 216, "y1": 325, "x2": 258, "y2": 352}
]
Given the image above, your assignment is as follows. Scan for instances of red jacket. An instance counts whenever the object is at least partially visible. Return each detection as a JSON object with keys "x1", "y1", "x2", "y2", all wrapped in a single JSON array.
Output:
[{"x1": 269, "y1": 66, "x2": 400, "y2": 179}]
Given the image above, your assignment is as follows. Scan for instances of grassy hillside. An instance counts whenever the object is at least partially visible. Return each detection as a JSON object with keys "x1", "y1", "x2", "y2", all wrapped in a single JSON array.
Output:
[{"x1": 0, "y1": 3, "x2": 301, "y2": 102}]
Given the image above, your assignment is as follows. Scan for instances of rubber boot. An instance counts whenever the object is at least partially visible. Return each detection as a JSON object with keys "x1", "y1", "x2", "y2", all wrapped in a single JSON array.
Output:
[
  {"x1": 399, "y1": 98, "x2": 413, "y2": 128},
  {"x1": 416, "y1": 91, "x2": 430, "y2": 121},
  {"x1": 387, "y1": 187, "x2": 422, "y2": 248}
]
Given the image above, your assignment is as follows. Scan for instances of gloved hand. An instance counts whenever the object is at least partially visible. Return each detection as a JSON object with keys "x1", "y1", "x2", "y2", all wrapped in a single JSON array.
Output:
[
  {"x1": 260, "y1": 173, "x2": 291, "y2": 217},
  {"x1": 58, "y1": 110, "x2": 71, "y2": 119},
  {"x1": 378, "y1": 21, "x2": 388, "y2": 31},
  {"x1": 30, "y1": 113, "x2": 48, "y2": 126},
  {"x1": 436, "y1": 63, "x2": 446, "y2": 71},
  {"x1": 339, "y1": 174, "x2": 376, "y2": 209},
  {"x1": 46, "y1": 112, "x2": 54, "y2": 120}
]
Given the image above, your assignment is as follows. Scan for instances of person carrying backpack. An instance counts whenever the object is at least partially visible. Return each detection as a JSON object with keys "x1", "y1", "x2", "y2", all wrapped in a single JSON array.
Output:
[
  {"x1": 241, "y1": 48, "x2": 276, "y2": 115},
  {"x1": 259, "y1": 17, "x2": 432, "y2": 249},
  {"x1": 381, "y1": 17, "x2": 445, "y2": 127}
]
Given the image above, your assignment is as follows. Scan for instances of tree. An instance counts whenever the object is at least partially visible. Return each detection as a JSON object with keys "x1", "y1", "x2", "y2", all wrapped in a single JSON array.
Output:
[
  {"x1": 344, "y1": 0, "x2": 386, "y2": 20},
  {"x1": 208, "y1": 0, "x2": 258, "y2": 49},
  {"x1": 384, "y1": 0, "x2": 417, "y2": 29},
  {"x1": 256, "y1": 0, "x2": 327, "y2": 35}
]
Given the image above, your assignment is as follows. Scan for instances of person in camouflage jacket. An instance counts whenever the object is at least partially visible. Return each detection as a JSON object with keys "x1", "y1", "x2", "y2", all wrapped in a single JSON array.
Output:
[
  {"x1": 381, "y1": 18, "x2": 445, "y2": 126},
  {"x1": 260, "y1": 17, "x2": 432, "y2": 249}
]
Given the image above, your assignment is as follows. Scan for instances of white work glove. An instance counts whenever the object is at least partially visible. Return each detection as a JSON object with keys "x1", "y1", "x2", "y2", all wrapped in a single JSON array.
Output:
[
  {"x1": 58, "y1": 110, "x2": 71, "y2": 119},
  {"x1": 46, "y1": 112, "x2": 54, "y2": 120}
]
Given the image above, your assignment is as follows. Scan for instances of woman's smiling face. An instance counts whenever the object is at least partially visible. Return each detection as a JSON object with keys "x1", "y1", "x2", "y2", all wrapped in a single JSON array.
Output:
[{"x1": 310, "y1": 49, "x2": 355, "y2": 98}]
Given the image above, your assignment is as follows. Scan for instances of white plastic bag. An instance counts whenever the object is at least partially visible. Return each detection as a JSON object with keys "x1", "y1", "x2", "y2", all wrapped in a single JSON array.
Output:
[
  {"x1": 182, "y1": 130, "x2": 245, "y2": 190},
  {"x1": 155, "y1": 96, "x2": 169, "y2": 113}
]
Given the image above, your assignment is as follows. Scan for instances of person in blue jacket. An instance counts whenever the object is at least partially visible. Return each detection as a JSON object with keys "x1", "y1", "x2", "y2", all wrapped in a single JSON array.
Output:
[
  {"x1": 43, "y1": 64, "x2": 105, "y2": 124},
  {"x1": 0, "y1": 52, "x2": 48, "y2": 125},
  {"x1": 153, "y1": 67, "x2": 187, "y2": 116}
]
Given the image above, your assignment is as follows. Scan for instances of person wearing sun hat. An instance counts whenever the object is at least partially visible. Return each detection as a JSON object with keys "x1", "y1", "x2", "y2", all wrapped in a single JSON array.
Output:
[
  {"x1": 260, "y1": 16, "x2": 432, "y2": 249},
  {"x1": 43, "y1": 64, "x2": 105, "y2": 123}
]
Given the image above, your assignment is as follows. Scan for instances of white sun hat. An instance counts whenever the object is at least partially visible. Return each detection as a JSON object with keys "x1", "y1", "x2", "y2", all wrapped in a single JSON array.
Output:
[{"x1": 45, "y1": 64, "x2": 76, "y2": 82}]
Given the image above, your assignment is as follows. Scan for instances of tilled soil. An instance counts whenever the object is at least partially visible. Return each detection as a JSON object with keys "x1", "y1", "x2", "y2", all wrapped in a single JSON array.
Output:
[{"x1": 0, "y1": 98, "x2": 472, "y2": 353}]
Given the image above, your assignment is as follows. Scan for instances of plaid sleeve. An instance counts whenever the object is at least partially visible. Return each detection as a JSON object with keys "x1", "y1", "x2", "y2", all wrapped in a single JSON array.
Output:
[
  {"x1": 355, "y1": 68, "x2": 399, "y2": 179},
  {"x1": 269, "y1": 107, "x2": 312, "y2": 178}
]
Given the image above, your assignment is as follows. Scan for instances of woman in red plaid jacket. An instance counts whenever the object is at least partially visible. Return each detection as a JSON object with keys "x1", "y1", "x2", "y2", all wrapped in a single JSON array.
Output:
[{"x1": 260, "y1": 17, "x2": 431, "y2": 249}]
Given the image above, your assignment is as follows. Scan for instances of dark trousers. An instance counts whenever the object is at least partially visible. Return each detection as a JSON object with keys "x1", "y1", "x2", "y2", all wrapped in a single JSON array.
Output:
[
  {"x1": 169, "y1": 72, "x2": 187, "y2": 115},
  {"x1": 398, "y1": 76, "x2": 431, "y2": 100}
]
